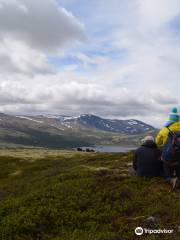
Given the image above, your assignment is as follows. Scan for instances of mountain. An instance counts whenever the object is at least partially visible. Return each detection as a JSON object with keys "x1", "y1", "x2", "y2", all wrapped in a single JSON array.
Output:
[
  {"x1": 55, "y1": 114, "x2": 154, "y2": 134},
  {"x1": 0, "y1": 113, "x2": 156, "y2": 148}
]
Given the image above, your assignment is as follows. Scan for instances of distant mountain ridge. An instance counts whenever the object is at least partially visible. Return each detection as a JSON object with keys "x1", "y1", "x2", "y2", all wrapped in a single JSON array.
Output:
[
  {"x1": 0, "y1": 113, "x2": 156, "y2": 148},
  {"x1": 53, "y1": 114, "x2": 155, "y2": 134}
]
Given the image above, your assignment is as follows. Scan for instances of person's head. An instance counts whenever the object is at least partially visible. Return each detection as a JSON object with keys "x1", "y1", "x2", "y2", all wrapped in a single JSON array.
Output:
[
  {"x1": 169, "y1": 107, "x2": 180, "y2": 122},
  {"x1": 141, "y1": 135, "x2": 155, "y2": 144}
]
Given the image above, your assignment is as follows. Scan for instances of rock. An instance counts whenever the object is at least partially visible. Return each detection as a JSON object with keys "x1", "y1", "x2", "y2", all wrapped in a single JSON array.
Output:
[
  {"x1": 126, "y1": 162, "x2": 133, "y2": 166},
  {"x1": 146, "y1": 216, "x2": 158, "y2": 224}
]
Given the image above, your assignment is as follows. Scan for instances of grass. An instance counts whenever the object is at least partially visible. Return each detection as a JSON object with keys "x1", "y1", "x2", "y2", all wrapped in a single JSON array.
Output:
[{"x1": 0, "y1": 149, "x2": 179, "y2": 240}]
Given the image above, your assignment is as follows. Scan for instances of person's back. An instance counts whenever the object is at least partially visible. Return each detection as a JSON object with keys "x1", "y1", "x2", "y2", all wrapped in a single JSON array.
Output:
[
  {"x1": 156, "y1": 122, "x2": 180, "y2": 147},
  {"x1": 133, "y1": 137, "x2": 162, "y2": 177}
]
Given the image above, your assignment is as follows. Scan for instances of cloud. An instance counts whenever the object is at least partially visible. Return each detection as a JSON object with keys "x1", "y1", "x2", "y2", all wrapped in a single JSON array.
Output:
[
  {"x1": 0, "y1": 0, "x2": 85, "y2": 75},
  {"x1": 0, "y1": 0, "x2": 180, "y2": 127},
  {"x1": 138, "y1": 0, "x2": 180, "y2": 28},
  {"x1": 0, "y1": 73, "x2": 177, "y2": 127},
  {"x1": 0, "y1": 0, "x2": 85, "y2": 53},
  {"x1": 0, "y1": 39, "x2": 53, "y2": 75}
]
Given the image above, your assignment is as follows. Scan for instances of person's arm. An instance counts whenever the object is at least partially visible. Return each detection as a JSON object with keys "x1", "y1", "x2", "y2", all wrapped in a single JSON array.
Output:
[
  {"x1": 155, "y1": 129, "x2": 164, "y2": 147},
  {"x1": 156, "y1": 127, "x2": 169, "y2": 147}
]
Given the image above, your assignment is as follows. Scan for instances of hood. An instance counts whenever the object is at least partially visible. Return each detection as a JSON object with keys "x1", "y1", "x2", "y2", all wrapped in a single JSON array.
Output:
[
  {"x1": 164, "y1": 121, "x2": 180, "y2": 127},
  {"x1": 164, "y1": 120, "x2": 175, "y2": 127}
]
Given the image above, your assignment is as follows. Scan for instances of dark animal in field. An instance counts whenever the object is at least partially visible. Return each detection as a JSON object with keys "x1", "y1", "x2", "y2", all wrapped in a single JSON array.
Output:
[
  {"x1": 86, "y1": 148, "x2": 95, "y2": 152},
  {"x1": 77, "y1": 148, "x2": 95, "y2": 152},
  {"x1": 77, "y1": 147, "x2": 83, "y2": 151}
]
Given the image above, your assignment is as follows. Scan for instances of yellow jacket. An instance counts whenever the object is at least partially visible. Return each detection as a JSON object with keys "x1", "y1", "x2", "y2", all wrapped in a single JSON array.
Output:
[{"x1": 156, "y1": 122, "x2": 180, "y2": 147}]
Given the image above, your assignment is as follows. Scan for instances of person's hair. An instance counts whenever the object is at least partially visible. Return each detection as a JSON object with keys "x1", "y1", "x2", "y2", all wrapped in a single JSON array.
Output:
[{"x1": 142, "y1": 135, "x2": 154, "y2": 143}]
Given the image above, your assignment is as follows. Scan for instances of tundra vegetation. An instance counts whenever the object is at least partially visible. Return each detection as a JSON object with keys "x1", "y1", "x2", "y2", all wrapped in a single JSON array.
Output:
[{"x1": 0, "y1": 149, "x2": 179, "y2": 240}]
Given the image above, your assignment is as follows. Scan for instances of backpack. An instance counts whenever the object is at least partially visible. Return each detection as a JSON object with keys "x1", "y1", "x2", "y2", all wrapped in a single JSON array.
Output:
[{"x1": 162, "y1": 126, "x2": 180, "y2": 164}]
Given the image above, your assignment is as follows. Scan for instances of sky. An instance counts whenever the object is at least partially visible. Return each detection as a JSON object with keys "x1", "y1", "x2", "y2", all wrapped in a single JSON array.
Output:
[{"x1": 0, "y1": 0, "x2": 180, "y2": 126}]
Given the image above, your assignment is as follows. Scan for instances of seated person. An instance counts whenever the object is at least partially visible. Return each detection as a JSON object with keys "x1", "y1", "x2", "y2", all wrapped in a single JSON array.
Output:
[{"x1": 133, "y1": 136, "x2": 163, "y2": 177}]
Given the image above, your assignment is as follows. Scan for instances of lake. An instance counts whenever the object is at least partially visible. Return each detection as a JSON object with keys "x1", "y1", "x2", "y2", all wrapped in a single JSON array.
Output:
[{"x1": 79, "y1": 146, "x2": 136, "y2": 153}]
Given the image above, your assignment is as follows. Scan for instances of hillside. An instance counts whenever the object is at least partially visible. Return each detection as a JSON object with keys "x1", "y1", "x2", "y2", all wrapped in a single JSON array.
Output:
[
  {"x1": 0, "y1": 113, "x2": 156, "y2": 148},
  {"x1": 0, "y1": 149, "x2": 179, "y2": 240},
  {"x1": 48, "y1": 114, "x2": 155, "y2": 134}
]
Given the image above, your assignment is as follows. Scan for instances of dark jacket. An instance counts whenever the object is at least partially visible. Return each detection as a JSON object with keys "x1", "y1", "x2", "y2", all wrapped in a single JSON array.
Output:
[{"x1": 133, "y1": 140, "x2": 162, "y2": 177}]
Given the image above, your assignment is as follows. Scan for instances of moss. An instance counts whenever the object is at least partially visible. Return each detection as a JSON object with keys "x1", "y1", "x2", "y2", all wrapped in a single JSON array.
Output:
[{"x1": 0, "y1": 150, "x2": 179, "y2": 240}]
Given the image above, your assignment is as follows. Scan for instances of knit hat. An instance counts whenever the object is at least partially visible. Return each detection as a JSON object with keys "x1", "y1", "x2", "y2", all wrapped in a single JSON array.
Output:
[{"x1": 169, "y1": 107, "x2": 180, "y2": 122}]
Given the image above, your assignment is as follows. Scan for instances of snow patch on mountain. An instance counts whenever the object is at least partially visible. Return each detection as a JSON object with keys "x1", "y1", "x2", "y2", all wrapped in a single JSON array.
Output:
[
  {"x1": 128, "y1": 120, "x2": 138, "y2": 125},
  {"x1": 26, "y1": 114, "x2": 155, "y2": 135},
  {"x1": 17, "y1": 116, "x2": 43, "y2": 124}
]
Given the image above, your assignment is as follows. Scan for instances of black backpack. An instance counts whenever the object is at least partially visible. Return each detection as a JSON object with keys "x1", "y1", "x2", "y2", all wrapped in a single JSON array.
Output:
[{"x1": 162, "y1": 126, "x2": 180, "y2": 164}]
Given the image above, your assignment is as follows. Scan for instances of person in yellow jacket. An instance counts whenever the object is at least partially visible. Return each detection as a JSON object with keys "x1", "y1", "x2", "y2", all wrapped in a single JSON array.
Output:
[{"x1": 156, "y1": 107, "x2": 180, "y2": 190}]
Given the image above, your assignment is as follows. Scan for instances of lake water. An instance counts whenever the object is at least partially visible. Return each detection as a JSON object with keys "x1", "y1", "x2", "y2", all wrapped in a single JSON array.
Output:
[{"x1": 80, "y1": 146, "x2": 136, "y2": 153}]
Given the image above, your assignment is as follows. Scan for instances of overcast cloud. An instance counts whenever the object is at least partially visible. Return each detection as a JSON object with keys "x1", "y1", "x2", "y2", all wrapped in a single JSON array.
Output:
[{"x1": 0, "y1": 0, "x2": 180, "y2": 126}]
